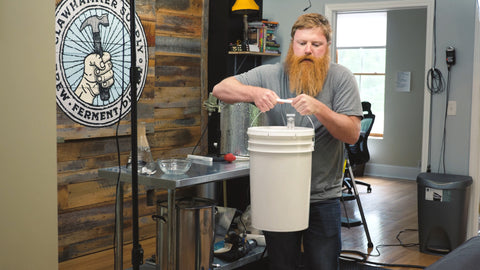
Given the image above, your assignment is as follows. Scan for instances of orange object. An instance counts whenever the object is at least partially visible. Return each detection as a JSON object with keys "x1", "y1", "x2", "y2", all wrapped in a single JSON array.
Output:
[{"x1": 224, "y1": 153, "x2": 236, "y2": 162}]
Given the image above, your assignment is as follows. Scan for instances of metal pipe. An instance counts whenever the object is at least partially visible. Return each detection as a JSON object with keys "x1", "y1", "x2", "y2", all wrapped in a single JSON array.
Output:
[
  {"x1": 114, "y1": 182, "x2": 124, "y2": 270},
  {"x1": 129, "y1": 0, "x2": 143, "y2": 268}
]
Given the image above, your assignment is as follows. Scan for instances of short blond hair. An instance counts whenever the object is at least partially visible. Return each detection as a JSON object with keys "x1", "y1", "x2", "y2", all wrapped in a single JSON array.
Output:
[{"x1": 290, "y1": 13, "x2": 332, "y2": 43}]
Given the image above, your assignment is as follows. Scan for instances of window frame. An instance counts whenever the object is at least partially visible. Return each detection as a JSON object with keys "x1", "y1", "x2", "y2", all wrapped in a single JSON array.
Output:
[{"x1": 334, "y1": 12, "x2": 387, "y2": 138}]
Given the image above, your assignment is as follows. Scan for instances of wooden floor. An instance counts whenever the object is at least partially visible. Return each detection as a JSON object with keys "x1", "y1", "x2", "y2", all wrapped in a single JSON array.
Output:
[
  {"x1": 61, "y1": 176, "x2": 446, "y2": 270},
  {"x1": 341, "y1": 176, "x2": 442, "y2": 269}
]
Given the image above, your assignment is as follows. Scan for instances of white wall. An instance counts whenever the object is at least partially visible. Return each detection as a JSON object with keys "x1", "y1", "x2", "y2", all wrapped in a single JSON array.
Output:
[
  {"x1": 0, "y1": 1, "x2": 58, "y2": 269},
  {"x1": 366, "y1": 8, "x2": 426, "y2": 180},
  {"x1": 263, "y1": 0, "x2": 476, "y2": 177}
]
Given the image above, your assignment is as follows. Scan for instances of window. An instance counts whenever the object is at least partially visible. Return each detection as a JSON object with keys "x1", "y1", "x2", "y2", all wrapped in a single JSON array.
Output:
[{"x1": 335, "y1": 12, "x2": 386, "y2": 136}]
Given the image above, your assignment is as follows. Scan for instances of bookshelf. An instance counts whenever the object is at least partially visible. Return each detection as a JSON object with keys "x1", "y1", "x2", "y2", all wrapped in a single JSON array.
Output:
[
  {"x1": 246, "y1": 20, "x2": 280, "y2": 53},
  {"x1": 228, "y1": 51, "x2": 280, "y2": 74},
  {"x1": 228, "y1": 20, "x2": 281, "y2": 74},
  {"x1": 228, "y1": 51, "x2": 280, "y2": 56}
]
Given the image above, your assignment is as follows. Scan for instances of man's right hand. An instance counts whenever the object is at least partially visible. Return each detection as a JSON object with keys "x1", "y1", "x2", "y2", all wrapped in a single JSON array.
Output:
[
  {"x1": 212, "y1": 77, "x2": 280, "y2": 112},
  {"x1": 251, "y1": 87, "x2": 280, "y2": 112}
]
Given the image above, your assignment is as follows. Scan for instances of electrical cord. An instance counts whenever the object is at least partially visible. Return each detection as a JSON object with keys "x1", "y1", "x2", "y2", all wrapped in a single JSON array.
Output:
[
  {"x1": 192, "y1": 94, "x2": 222, "y2": 155},
  {"x1": 340, "y1": 229, "x2": 426, "y2": 269},
  {"x1": 113, "y1": 1, "x2": 128, "y2": 268},
  {"x1": 438, "y1": 68, "x2": 452, "y2": 173},
  {"x1": 427, "y1": 0, "x2": 455, "y2": 174},
  {"x1": 192, "y1": 121, "x2": 209, "y2": 155},
  {"x1": 426, "y1": 0, "x2": 445, "y2": 95},
  {"x1": 303, "y1": 0, "x2": 312, "y2": 12},
  {"x1": 426, "y1": 67, "x2": 445, "y2": 94}
]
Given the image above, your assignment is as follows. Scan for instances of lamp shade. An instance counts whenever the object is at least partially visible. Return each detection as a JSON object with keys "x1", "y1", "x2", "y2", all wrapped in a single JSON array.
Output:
[{"x1": 231, "y1": 0, "x2": 259, "y2": 13}]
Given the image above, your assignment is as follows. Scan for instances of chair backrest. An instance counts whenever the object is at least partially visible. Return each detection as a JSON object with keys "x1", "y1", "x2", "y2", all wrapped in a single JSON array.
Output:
[
  {"x1": 360, "y1": 101, "x2": 375, "y2": 137},
  {"x1": 346, "y1": 101, "x2": 375, "y2": 166}
]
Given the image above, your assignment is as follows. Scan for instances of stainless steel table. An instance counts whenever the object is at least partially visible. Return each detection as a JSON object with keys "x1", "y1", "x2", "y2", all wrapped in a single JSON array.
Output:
[{"x1": 98, "y1": 160, "x2": 250, "y2": 270}]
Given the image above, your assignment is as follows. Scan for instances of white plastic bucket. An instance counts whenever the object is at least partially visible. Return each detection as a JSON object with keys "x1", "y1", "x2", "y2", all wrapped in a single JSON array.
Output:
[{"x1": 247, "y1": 126, "x2": 314, "y2": 232}]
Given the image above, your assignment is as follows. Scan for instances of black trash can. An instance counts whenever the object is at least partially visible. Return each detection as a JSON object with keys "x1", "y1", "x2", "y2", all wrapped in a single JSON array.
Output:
[{"x1": 417, "y1": 173, "x2": 472, "y2": 255}]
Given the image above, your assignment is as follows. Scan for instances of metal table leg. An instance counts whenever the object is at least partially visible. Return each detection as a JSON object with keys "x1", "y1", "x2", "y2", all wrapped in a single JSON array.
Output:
[
  {"x1": 167, "y1": 188, "x2": 176, "y2": 270},
  {"x1": 155, "y1": 198, "x2": 162, "y2": 270}
]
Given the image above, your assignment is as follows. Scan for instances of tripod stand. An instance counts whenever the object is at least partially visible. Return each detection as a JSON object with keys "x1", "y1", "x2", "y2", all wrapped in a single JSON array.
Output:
[{"x1": 341, "y1": 157, "x2": 374, "y2": 248}]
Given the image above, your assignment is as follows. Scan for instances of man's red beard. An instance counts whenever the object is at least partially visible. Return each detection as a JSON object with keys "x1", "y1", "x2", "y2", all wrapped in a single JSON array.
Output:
[{"x1": 284, "y1": 46, "x2": 331, "y2": 97}]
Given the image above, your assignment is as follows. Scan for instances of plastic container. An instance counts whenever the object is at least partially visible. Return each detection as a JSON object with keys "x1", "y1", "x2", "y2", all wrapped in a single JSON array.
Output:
[
  {"x1": 417, "y1": 172, "x2": 473, "y2": 254},
  {"x1": 247, "y1": 126, "x2": 314, "y2": 232}
]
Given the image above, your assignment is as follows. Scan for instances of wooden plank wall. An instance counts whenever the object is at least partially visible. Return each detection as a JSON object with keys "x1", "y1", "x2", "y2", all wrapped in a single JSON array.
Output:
[{"x1": 56, "y1": 0, "x2": 209, "y2": 267}]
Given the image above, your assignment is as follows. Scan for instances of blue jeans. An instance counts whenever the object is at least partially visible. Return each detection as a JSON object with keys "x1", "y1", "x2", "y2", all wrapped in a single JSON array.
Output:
[{"x1": 263, "y1": 199, "x2": 341, "y2": 270}]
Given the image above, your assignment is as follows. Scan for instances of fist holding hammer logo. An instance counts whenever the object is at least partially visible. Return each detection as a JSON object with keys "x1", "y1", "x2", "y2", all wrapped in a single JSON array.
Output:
[{"x1": 75, "y1": 14, "x2": 114, "y2": 104}]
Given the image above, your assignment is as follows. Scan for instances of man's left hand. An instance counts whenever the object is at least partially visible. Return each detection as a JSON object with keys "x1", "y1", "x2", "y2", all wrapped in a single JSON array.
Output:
[{"x1": 291, "y1": 94, "x2": 320, "y2": 115}]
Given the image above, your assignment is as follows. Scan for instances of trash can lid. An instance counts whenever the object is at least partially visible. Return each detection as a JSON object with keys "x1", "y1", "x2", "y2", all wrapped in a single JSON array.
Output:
[{"x1": 416, "y1": 173, "x2": 473, "y2": 189}]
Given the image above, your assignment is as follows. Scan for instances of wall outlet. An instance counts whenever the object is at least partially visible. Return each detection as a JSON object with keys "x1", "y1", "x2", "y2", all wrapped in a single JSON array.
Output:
[{"x1": 447, "y1": 100, "x2": 457, "y2": 116}]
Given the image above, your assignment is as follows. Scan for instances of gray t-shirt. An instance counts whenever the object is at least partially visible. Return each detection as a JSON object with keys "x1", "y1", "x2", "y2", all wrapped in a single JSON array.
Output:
[{"x1": 235, "y1": 62, "x2": 362, "y2": 201}]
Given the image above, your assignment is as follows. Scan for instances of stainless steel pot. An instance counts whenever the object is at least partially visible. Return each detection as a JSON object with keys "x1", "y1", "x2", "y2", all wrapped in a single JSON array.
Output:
[{"x1": 156, "y1": 197, "x2": 217, "y2": 270}]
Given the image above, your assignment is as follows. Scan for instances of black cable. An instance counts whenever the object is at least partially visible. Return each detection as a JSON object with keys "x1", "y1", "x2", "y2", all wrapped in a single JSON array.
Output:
[
  {"x1": 364, "y1": 229, "x2": 420, "y2": 257},
  {"x1": 438, "y1": 68, "x2": 452, "y2": 173},
  {"x1": 426, "y1": 67, "x2": 445, "y2": 94},
  {"x1": 426, "y1": 0, "x2": 452, "y2": 174},
  {"x1": 303, "y1": 0, "x2": 312, "y2": 12},
  {"x1": 426, "y1": 0, "x2": 445, "y2": 95},
  {"x1": 192, "y1": 120, "x2": 209, "y2": 154},
  {"x1": 340, "y1": 229, "x2": 426, "y2": 269},
  {"x1": 113, "y1": 1, "x2": 128, "y2": 268},
  {"x1": 339, "y1": 256, "x2": 426, "y2": 269},
  {"x1": 433, "y1": 0, "x2": 438, "y2": 68}
]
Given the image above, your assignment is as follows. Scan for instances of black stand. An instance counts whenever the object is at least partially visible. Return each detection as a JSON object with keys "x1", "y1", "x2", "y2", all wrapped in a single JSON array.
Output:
[
  {"x1": 129, "y1": 0, "x2": 144, "y2": 269},
  {"x1": 341, "y1": 158, "x2": 374, "y2": 248}
]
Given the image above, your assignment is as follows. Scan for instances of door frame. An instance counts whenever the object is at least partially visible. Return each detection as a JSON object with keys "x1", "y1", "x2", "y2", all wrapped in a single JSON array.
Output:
[
  {"x1": 468, "y1": 0, "x2": 480, "y2": 238},
  {"x1": 325, "y1": 0, "x2": 434, "y2": 174}
]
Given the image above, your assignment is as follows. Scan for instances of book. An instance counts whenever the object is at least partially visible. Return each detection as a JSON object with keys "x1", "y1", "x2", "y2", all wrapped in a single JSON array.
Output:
[{"x1": 246, "y1": 20, "x2": 280, "y2": 53}]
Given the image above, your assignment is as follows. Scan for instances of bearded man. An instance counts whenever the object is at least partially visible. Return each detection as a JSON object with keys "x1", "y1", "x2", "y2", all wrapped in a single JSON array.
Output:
[{"x1": 213, "y1": 13, "x2": 362, "y2": 270}]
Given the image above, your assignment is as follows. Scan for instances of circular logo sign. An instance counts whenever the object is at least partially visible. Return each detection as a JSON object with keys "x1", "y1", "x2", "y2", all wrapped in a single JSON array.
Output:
[{"x1": 55, "y1": 0, "x2": 148, "y2": 127}]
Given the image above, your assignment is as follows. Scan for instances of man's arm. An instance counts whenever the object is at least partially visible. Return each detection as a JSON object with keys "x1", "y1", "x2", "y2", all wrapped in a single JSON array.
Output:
[
  {"x1": 212, "y1": 76, "x2": 280, "y2": 112},
  {"x1": 292, "y1": 94, "x2": 361, "y2": 144}
]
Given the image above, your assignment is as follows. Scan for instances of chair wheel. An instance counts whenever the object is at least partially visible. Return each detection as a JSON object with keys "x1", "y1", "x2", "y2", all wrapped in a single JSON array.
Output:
[{"x1": 367, "y1": 187, "x2": 372, "y2": 193}]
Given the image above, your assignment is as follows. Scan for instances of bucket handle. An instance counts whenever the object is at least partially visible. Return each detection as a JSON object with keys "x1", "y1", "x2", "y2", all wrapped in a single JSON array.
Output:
[
  {"x1": 250, "y1": 110, "x2": 263, "y2": 127},
  {"x1": 250, "y1": 110, "x2": 315, "y2": 130}
]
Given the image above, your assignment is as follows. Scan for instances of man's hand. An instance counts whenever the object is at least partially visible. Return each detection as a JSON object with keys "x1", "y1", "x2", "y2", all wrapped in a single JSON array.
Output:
[
  {"x1": 212, "y1": 77, "x2": 280, "y2": 112},
  {"x1": 291, "y1": 94, "x2": 360, "y2": 144},
  {"x1": 291, "y1": 94, "x2": 320, "y2": 115},
  {"x1": 252, "y1": 88, "x2": 280, "y2": 112}
]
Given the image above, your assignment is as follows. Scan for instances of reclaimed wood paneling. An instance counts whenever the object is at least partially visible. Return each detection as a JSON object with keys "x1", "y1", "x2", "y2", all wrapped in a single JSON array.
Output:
[
  {"x1": 58, "y1": 237, "x2": 157, "y2": 270},
  {"x1": 57, "y1": 0, "x2": 209, "y2": 266},
  {"x1": 58, "y1": 196, "x2": 157, "y2": 260}
]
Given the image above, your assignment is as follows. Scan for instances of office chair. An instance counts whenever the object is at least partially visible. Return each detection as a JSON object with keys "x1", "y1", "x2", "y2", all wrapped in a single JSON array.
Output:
[{"x1": 344, "y1": 101, "x2": 375, "y2": 194}]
